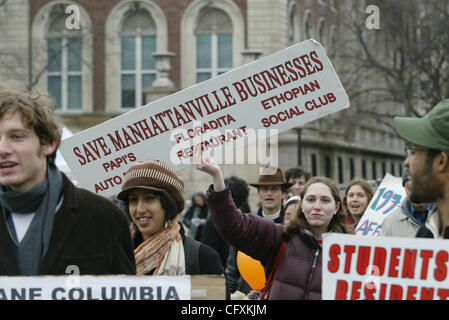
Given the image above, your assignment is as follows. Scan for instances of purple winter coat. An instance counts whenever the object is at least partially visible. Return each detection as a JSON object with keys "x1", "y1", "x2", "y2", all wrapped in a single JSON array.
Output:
[{"x1": 206, "y1": 185, "x2": 322, "y2": 300}]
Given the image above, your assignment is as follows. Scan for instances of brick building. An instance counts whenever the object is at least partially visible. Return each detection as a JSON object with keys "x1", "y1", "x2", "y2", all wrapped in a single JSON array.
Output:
[{"x1": 0, "y1": 0, "x2": 405, "y2": 207}]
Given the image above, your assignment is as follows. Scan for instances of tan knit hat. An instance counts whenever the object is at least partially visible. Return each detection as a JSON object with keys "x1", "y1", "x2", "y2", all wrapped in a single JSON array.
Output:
[{"x1": 117, "y1": 159, "x2": 185, "y2": 213}]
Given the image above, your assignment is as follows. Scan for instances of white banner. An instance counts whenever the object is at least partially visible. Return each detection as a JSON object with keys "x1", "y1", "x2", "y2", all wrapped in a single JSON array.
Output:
[
  {"x1": 322, "y1": 233, "x2": 449, "y2": 300},
  {"x1": 60, "y1": 39, "x2": 349, "y2": 197},
  {"x1": 0, "y1": 275, "x2": 190, "y2": 300},
  {"x1": 354, "y1": 174, "x2": 406, "y2": 236}
]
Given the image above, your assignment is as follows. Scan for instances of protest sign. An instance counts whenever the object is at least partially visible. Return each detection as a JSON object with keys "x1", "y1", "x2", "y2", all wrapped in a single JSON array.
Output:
[
  {"x1": 354, "y1": 174, "x2": 406, "y2": 236},
  {"x1": 322, "y1": 233, "x2": 449, "y2": 300},
  {"x1": 59, "y1": 39, "x2": 350, "y2": 197},
  {"x1": 0, "y1": 275, "x2": 190, "y2": 300}
]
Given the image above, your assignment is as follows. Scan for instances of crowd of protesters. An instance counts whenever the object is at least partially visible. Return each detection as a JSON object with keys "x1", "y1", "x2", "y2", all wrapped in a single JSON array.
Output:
[{"x1": 0, "y1": 81, "x2": 448, "y2": 300}]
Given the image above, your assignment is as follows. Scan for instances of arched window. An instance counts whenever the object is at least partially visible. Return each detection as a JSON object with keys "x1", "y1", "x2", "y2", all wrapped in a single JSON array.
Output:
[
  {"x1": 317, "y1": 18, "x2": 325, "y2": 44},
  {"x1": 120, "y1": 9, "x2": 157, "y2": 108},
  {"x1": 33, "y1": 1, "x2": 93, "y2": 113},
  {"x1": 105, "y1": 0, "x2": 168, "y2": 112},
  {"x1": 304, "y1": 11, "x2": 313, "y2": 40},
  {"x1": 195, "y1": 7, "x2": 233, "y2": 83},
  {"x1": 288, "y1": 3, "x2": 301, "y2": 44},
  {"x1": 181, "y1": 0, "x2": 244, "y2": 89},
  {"x1": 46, "y1": 7, "x2": 82, "y2": 110}
]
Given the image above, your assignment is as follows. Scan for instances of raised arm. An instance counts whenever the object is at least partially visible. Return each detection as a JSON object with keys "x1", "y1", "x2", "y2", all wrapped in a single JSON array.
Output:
[{"x1": 193, "y1": 148, "x2": 283, "y2": 269}]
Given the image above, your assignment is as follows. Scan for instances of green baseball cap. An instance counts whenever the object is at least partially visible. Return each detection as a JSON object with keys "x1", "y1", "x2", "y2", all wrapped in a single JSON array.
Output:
[{"x1": 394, "y1": 99, "x2": 449, "y2": 156}]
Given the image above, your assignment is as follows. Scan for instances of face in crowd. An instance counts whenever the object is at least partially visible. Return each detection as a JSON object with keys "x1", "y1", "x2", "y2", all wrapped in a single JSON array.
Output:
[
  {"x1": 301, "y1": 181, "x2": 340, "y2": 235},
  {"x1": 193, "y1": 195, "x2": 205, "y2": 207},
  {"x1": 128, "y1": 189, "x2": 166, "y2": 240},
  {"x1": 404, "y1": 144, "x2": 444, "y2": 204},
  {"x1": 0, "y1": 111, "x2": 56, "y2": 192},
  {"x1": 258, "y1": 185, "x2": 283, "y2": 214},
  {"x1": 404, "y1": 179, "x2": 429, "y2": 211},
  {"x1": 288, "y1": 175, "x2": 307, "y2": 196},
  {"x1": 345, "y1": 184, "x2": 370, "y2": 219},
  {"x1": 284, "y1": 200, "x2": 300, "y2": 226}
]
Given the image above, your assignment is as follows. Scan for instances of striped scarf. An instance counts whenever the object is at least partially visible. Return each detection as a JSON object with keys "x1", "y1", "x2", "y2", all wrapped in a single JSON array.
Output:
[{"x1": 134, "y1": 218, "x2": 186, "y2": 276}]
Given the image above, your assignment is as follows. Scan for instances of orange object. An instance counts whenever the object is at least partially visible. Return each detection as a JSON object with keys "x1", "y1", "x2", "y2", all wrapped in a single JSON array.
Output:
[{"x1": 237, "y1": 251, "x2": 266, "y2": 291}]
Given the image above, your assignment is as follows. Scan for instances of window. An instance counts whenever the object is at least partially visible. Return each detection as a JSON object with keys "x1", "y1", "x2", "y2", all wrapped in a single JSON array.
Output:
[
  {"x1": 338, "y1": 156, "x2": 343, "y2": 184},
  {"x1": 390, "y1": 162, "x2": 396, "y2": 176},
  {"x1": 349, "y1": 158, "x2": 355, "y2": 180},
  {"x1": 372, "y1": 160, "x2": 377, "y2": 180},
  {"x1": 120, "y1": 9, "x2": 157, "y2": 108},
  {"x1": 362, "y1": 159, "x2": 367, "y2": 179},
  {"x1": 304, "y1": 11, "x2": 312, "y2": 39},
  {"x1": 382, "y1": 161, "x2": 386, "y2": 177},
  {"x1": 311, "y1": 154, "x2": 317, "y2": 176},
  {"x1": 288, "y1": 3, "x2": 300, "y2": 44},
  {"x1": 317, "y1": 18, "x2": 325, "y2": 43},
  {"x1": 324, "y1": 155, "x2": 331, "y2": 178},
  {"x1": 195, "y1": 8, "x2": 232, "y2": 83},
  {"x1": 46, "y1": 11, "x2": 82, "y2": 111},
  {"x1": 398, "y1": 163, "x2": 403, "y2": 177}
]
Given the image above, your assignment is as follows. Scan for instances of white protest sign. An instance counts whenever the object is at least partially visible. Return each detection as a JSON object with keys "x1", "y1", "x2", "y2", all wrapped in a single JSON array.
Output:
[
  {"x1": 60, "y1": 39, "x2": 350, "y2": 197},
  {"x1": 0, "y1": 275, "x2": 190, "y2": 300},
  {"x1": 322, "y1": 233, "x2": 449, "y2": 300},
  {"x1": 354, "y1": 174, "x2": 406, "y2": 236}
]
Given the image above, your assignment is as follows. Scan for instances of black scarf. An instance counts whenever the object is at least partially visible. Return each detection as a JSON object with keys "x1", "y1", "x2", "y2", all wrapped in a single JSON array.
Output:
[{"x1": 0, "y1": 163, "x2": 63, "y2": 275}]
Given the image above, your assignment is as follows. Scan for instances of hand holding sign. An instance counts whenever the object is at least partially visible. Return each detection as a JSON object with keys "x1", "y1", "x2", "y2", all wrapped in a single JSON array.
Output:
[{"x1": 194, "y1": 147, "x2": 226, "y2": 192}]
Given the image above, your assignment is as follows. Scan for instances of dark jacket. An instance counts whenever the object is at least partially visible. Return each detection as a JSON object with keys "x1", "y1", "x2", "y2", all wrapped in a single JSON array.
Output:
[
  {"x1": 207, "y1": 185, "x2": 322, "y2": 300},
  {"x1": 179, "y1": 223, "x2": 224, "y2": 275},
  {"x1": 0, "y1": 174, "x2": 136, "y2": 275},
  {"x1": 224, "y1": 204, "x2": 285, "y2": 295},
  {"x1": 201, "y1": 214, "x2": 229, "y2": 268}
]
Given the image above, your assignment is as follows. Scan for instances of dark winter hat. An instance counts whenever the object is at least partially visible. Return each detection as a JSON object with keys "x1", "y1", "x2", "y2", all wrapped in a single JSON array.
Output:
[
  {"x1": 394, "y1": 99, "x2": 449, "y2": 156},
  {"x1": 117, "y1": 159, "x2": 185, "y2": 213}
]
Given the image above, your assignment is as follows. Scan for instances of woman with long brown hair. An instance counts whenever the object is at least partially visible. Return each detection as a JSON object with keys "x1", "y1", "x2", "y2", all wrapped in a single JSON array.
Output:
[
  {"x1": 195, "y1": 150, "x2": 353, "y2": 300},
  {"x1": 342, "y1": 179, "x2": 374, "y2": 229}
]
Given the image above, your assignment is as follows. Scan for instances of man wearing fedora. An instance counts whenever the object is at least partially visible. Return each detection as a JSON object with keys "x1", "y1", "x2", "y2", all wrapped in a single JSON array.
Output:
[{"x1": 225, "y1": 166, "x2": 292, "y2": 297}]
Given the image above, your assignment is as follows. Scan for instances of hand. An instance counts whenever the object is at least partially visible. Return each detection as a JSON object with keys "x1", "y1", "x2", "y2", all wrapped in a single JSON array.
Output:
[
  {"x1": 194, "y1": 147, "x2": 225, "y2": 191},
  {"x1": 193, "y1": 146, "x2": 221, "y2": 177},
  {"x1": 191, "y1": 218, "x2": 202, "y2": 227},
  {"x1": 247, "y1": 290, "x2": 262, "y2": 300}
]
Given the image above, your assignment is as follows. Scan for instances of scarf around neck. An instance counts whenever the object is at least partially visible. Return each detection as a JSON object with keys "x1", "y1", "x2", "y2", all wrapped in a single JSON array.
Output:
[
  {"x1": 134, "y1": 218, "x2": 186, "y2": 276},
  {"x1": 0, "y1": 163, "x2": 63, "y2": 275}
]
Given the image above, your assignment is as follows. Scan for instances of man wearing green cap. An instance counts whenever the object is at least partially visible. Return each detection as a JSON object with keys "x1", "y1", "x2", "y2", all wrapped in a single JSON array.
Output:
[{"x1": 394, "y1": 99, "x2": 449, "y2": 239}]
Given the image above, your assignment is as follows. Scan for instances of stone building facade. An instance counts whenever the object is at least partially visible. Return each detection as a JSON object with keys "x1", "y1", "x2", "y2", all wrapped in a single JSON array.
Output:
[{"x1": 0, "y1": 0, "x2": 405, "y2": 208}]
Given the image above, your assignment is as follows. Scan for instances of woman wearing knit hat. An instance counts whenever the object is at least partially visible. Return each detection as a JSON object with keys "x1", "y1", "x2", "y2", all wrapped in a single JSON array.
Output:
[{"x1": 118, "y1": 159, "x2": 223, "y2": 276}]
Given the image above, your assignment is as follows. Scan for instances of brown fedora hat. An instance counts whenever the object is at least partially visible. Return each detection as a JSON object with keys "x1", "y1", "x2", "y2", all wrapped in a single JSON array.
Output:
[{"x1": 249, "y1": 166, "x2": 293, "y2": 188}]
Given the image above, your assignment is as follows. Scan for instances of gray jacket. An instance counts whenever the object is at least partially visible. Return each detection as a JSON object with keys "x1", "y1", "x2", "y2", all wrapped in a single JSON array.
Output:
[{"x1": 381, "y1": 199, "x2": 435, "y2": 238}]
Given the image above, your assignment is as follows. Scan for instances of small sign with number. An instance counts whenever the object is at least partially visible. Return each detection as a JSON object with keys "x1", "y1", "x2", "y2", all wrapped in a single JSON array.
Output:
[{"x1": 354, "y1": 174, "x2": 406, "y2": 236}]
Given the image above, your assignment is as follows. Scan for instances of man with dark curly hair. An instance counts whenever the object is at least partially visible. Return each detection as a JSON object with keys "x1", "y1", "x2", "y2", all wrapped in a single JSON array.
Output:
[{"x1": 0, "y1": 83, "x2": 135, "y2": 275}]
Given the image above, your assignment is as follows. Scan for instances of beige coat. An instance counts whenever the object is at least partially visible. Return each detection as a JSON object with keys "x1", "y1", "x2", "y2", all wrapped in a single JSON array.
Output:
[{"x1": 381, "y1": 202, "x2": 435, "y2": 238}]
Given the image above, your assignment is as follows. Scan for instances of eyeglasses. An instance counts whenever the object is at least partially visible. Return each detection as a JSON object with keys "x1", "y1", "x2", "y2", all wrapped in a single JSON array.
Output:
[{"x1": 404, "y1": 144, "x2": 429, "y2": 157}]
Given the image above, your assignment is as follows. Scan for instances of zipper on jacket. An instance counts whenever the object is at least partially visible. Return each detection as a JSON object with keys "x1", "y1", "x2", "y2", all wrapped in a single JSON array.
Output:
[{"x1": 304, "y1": 249, "x2": 320, "y2": 300}]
